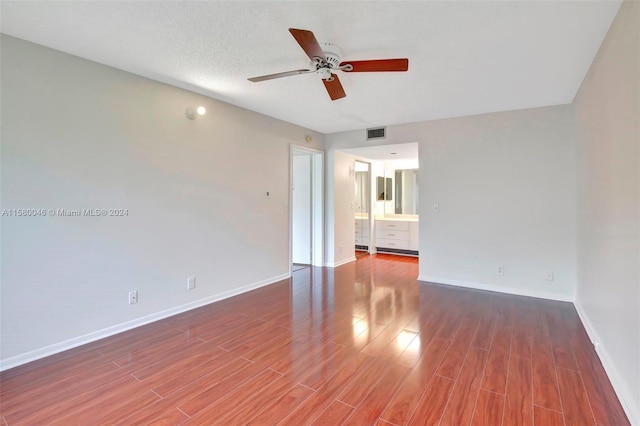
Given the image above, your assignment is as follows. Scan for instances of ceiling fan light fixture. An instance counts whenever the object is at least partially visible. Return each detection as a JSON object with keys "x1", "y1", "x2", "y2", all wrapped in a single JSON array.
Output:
[{"x1": 317, "y1": 68, "x2": 332, "y2": 80}]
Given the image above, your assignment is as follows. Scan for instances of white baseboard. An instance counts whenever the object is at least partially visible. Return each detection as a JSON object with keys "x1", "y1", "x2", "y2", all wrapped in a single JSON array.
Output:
[
  {"x1": 326, "y1": 256, "x2": 357, "y2": 268},
  {"x1": 417, "y1": 275, "x2": 573, "y2": 302},
  {"x1": 0, "y1": 273, "x2": 290, "y2": 372},
  {"x1": 574, "y1": 302, "x2": 639, "y2": 426}
]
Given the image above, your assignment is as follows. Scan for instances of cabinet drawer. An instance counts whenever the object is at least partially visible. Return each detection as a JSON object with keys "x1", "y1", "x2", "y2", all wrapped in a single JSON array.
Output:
[
  {"x1": 355, "y1": 236, "x2": 370, "y2": 245},
  {"x1": 375, "y1": 220, "x2": 410, "y2": 231},
  {"x1": 354, "y1": 228, "x2": 368, "y2": 236},
  {"x1": 377, "y1": 229, "x2": 409, "y2": 241},
  {"x1": 376, "y1": 238, "x2": 410, "y2": 250}
]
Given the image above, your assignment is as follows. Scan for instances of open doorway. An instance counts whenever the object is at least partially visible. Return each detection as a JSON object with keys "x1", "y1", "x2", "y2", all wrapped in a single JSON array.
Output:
[
  {"x1": 290, "y1": 145, "x2": 323, "y2": 273},
  {"x1": 339, "y1": 142, "x2": 419, "y2": 259},
  {"x1": 355, "y1": 161, "x2": 371, "y2": 256}
]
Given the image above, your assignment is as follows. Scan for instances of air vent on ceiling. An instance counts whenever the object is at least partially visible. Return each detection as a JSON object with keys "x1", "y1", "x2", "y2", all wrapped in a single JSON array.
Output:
[{"x1": 366, "y1": 127, "x2": 386, "y2": 140}]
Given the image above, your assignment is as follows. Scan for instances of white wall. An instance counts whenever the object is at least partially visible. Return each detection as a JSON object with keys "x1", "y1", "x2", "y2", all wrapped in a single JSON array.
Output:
[
  {"x1": 574, "y1": 1, "x2": 639, "y2": 422},
  {"x1": 418, "y1": 106, "x2": 577, "y2": 299},
  {"x1": 326, "y1": 104, "x2": 577, "y2": 300},
  {"x1": 292, "y1": 154, "x2": 311, "y2": 264},
  {"x1": 0, "y1": 35, "x2": 324, "y2": 367}
]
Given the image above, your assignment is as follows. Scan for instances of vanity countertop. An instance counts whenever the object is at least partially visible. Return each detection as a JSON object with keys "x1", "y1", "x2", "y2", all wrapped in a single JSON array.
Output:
[{"x1": 375, "y1": 215, "x2": 419, "y2": 222}]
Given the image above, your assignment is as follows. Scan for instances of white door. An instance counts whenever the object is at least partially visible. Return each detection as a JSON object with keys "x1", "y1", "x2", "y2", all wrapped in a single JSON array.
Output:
[{"x1": 292, "y1": 154, "x2": 311, "y2": 264}]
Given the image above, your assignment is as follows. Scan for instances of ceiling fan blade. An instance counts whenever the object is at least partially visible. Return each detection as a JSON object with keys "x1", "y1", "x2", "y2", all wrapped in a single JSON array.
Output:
[
  {"x1": 248, "y1": 69, "x2": 314, "y2": 82},
  {"x1": 289, "y1": 28, "x2": 327, "y2": 61},
  {"x1": 340, "y1": 58, "x2": 409, "y2": 72},
  {"x1": 322, "y1": 74, "x2": 346, "y2": 101}
]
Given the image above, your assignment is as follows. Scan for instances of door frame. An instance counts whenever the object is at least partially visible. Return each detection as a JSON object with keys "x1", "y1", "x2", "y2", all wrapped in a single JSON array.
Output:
[
  {"x1": 289, "y1": 145, "x2": 324, "y2": 273},
  {"x1": 354, "y1": 160, "x2": 372, "y2": 254}
]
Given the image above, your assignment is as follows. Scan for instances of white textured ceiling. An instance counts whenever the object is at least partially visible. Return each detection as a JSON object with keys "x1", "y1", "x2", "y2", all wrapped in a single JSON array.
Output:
[{"x1": 0, "y1": 1, "x2": 621, "y2": 134}]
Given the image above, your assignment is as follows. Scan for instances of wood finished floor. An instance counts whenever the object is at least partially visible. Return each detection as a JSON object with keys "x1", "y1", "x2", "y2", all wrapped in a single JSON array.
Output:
[{"x1": 0, "y1": 254, "x2": 629, "y2": 425}]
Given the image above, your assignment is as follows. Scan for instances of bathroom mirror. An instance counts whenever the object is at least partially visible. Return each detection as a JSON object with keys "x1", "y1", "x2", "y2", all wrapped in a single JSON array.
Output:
[
  {"x1": 384, "y1": 169, "x2": 418, "y2": 214},
  {"x1": 377, "y1": 176, "x2": 392, "y2": 201}
]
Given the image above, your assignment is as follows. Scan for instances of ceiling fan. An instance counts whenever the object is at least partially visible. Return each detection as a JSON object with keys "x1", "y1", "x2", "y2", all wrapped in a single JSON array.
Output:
[{"x1": 248, "y1": 28, "x2": 409, "y2": 101}]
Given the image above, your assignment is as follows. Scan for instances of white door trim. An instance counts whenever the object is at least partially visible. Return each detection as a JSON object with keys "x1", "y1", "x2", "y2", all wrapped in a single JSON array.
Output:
[{"x1": 290, "y1": 145, "x2": 324, "y2": 272}]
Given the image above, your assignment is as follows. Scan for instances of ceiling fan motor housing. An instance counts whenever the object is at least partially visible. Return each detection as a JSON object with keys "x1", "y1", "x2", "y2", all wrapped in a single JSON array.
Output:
[{"x1": 319, "y1": 43, "x2": 342, "y2": 68}]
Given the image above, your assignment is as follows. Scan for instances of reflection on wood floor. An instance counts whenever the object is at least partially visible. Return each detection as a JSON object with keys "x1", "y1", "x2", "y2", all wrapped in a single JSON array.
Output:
[{"x1": 0, "y1": 254, "x2": 629, "y2": 425}]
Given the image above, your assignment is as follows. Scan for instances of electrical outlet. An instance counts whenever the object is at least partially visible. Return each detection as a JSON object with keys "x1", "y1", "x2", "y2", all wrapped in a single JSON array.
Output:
[
  {"x1": 545, "y1": 271, "x2": 554, "y2": 281},
  {"x1": 433, "y1": 203, "x2": 439, "y2": 212},
  {"x1": 497, "y1": 265, "x2": 504, "y2": 275},
  {"x1": 187, "y1": 276, "x2": 196, "y2": 290},
  {"x1": 128, "y1": 291, "x2": 138, "y2": 305}
]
